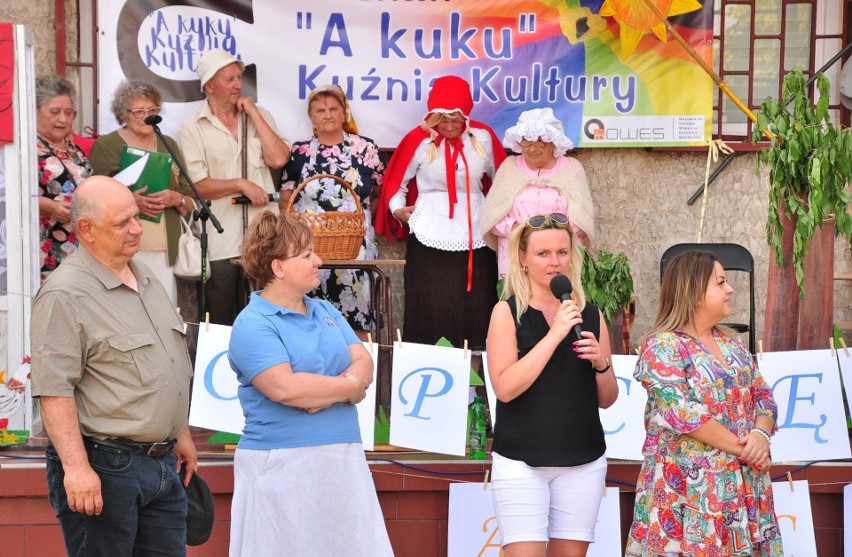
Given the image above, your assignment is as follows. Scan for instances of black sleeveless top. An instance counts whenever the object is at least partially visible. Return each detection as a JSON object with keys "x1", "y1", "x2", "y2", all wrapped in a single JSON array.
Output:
[{"x1": 491, "y1": 297, "x2": 607, "y2": 467}]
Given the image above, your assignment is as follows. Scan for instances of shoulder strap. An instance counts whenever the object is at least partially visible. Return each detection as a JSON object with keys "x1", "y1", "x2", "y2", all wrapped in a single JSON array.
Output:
[{"x1": 507, "y1": 296, "x2": 518, "y2": 321}]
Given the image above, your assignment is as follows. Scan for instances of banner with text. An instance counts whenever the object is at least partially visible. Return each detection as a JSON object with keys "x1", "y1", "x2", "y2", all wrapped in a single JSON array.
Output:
[{"x1": 96, "y1": 0, "x2": 713, "y2": 148}]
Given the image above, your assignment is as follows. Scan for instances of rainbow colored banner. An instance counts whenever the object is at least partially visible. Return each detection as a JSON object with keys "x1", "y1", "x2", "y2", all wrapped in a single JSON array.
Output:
[{"x1": 98, "y1": 0, "x2": 713, "y2": 147}]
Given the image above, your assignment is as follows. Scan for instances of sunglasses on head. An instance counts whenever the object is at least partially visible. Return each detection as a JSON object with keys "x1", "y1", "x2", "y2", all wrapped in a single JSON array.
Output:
[{"x1": 526, "y1": 213, "x2": 569, "y2": 229}]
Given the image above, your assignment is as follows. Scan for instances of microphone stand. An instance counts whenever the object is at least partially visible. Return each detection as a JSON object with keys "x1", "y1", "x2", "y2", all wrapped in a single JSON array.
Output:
[{"x1": 144, "y1": 115, "x2": 224, "y2": 324}]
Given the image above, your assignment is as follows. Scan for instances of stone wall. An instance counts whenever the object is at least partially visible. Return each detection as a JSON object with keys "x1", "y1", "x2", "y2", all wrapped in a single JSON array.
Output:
[
  {"x1": 381, "y1": 148, "x2": 852, "y2": 350},
  {"x1": 1, "y1": 0, "x2": 58, "y2": 77}
]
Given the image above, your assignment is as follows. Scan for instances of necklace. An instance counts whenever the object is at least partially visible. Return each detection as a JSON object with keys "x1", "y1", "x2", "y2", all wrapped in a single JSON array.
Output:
[{"x1": 39, "y1": 135, "x2": 69, "y2": 152}]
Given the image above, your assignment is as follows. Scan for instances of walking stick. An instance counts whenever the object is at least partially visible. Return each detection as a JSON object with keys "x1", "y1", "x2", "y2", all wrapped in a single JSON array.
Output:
[{"x1": 240, "y1": 112, "x2": 251, "y2": 305}]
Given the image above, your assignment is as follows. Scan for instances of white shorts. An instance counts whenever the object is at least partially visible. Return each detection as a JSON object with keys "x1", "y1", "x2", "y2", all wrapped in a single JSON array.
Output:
[{"x1": 491, "y1": 452, "x2": 608, "y2": 546}]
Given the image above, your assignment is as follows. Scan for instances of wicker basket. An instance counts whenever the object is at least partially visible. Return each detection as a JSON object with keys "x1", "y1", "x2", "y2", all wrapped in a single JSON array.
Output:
[{"x1": 286, "y1": 173, "x2": 365, "y2": 260}]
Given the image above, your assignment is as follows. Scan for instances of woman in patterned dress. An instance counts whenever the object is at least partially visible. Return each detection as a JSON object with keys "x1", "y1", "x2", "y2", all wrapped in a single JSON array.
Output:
[
  {"x1": 625, "y1": 250, "x2": 783, "y2": 557},
  {"x1": 280, "y1": 84, "x2": 384, "y2": 339},
  {"x1": 36, "y1": 75, "x2": 92, "y2": 282}
]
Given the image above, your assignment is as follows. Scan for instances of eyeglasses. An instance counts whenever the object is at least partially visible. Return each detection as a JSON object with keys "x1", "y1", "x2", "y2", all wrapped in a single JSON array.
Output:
[
  {"x1": 526, "y1": 213, "x2": 569, "y2": 229},
  {"x1": 519, "y1": 138, "x2": 548, "y2": 149},
  {"x1": 127, "y1": 106, "x2": 161, "y2": 119}
]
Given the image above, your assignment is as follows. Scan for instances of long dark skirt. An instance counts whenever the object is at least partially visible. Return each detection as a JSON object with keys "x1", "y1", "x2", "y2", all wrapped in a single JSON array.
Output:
[{"x1": 402, "y1": 235, "x2": 497, "y2": 351}]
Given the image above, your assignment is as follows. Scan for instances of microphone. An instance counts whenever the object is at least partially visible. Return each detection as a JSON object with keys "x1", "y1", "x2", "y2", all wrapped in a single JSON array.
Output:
[
  {"x1": 144, "y1": 114, "x2": 163, "y2": 126},
  {"x1": 549, "y1": 274, "x2": 584, "y2": 341},
  {"x1": 231, "y1": 192, "x2": 282, "y2": 205}
]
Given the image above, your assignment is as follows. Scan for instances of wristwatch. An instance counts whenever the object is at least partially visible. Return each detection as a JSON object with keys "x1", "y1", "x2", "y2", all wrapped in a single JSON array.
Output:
[{"x1": 594, "y1": 357, "x2": 611, "y2": 374}]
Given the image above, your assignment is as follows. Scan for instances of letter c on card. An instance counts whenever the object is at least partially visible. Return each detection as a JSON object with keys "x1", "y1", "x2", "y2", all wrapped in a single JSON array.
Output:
[{"x1": 204, "y1": 350, "x2": 238, "y2": 401}]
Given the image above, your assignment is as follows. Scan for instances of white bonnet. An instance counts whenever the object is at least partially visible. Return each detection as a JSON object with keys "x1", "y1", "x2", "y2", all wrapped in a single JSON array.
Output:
[{"x1": 502, "y1": 108, "x2": 574, "y2": 156}]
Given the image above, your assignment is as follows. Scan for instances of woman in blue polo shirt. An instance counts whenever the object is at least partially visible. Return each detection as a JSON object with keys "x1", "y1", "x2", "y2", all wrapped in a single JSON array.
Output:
[{"x1": 227, "y1": 211, "x2": 393, "y2": 556}]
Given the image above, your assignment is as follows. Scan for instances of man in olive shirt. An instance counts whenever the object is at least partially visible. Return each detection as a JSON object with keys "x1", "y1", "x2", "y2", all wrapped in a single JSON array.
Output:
[{"x1": 31, "y1": 176, "x2": 197, "y2": 556}]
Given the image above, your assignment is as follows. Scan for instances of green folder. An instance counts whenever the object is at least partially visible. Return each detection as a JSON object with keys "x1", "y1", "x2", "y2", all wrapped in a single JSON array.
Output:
[{"x1": 120, "y1": 145, "x2": 173, "y2": 223}]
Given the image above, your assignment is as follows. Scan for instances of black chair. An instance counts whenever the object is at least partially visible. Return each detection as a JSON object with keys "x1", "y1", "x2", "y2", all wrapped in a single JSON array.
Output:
[{"x1": 659, "y1": 243, "x2": 756, "y2": 353}]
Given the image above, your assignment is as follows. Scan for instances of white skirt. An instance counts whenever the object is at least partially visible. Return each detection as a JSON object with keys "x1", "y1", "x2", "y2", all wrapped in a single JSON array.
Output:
[{"x1": 230, "y1": 443, "x2": 394, "y2": 557}]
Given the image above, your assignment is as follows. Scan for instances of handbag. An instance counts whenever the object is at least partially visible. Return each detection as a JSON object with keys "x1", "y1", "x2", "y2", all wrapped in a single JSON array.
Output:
[{"x1": 173, "y1": 215, "x2": 211, "y2": 281}]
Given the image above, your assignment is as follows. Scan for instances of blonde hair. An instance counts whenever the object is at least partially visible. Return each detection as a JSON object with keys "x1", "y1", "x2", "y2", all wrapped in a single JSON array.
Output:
[
  {"x1": 240, "y1": 211, "x2": 313, "y2": 287},
  {"x1": 421, "y1": 111, "x2": 486, "y2": 163},
  {"x1": 647, "y1": 250, "x2": 734, "y2": 338},
  {"x1": 503, "y1": 218, "x2": 585, "y2": 323}
]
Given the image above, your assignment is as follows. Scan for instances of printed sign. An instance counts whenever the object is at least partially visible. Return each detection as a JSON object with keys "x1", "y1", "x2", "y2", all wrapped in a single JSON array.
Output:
[
  {"x1": 390, "y1": 342, "x2": 471, "y2": 456},
  {"x1": 448, "y1": 483, "x2": 621, "y2": 556},
  {"x1": 772, "y1": 479, "x2": 817, "y2": 557},
  {"x1": 96, "y1": 1, "x2": 713, "y2": 147},
  {"x1": 759, "y1": 350, "x2": 851, "y2": 462}
]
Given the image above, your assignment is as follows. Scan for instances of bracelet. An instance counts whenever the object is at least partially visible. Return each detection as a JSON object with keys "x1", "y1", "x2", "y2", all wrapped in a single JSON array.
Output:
[
  {"x1": 593, "y1": 357, "x2": 611, "y2": 374},
  {"x1": 750, "y1": 427, "x2": 772, "y2": 444}
]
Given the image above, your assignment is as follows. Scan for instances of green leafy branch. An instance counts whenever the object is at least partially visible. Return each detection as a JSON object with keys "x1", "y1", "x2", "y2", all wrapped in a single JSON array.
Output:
[
  {"x1": 753, "y1": 67, "x2": 852, "y2": 297},
  {"x1": 581, "y1": 248, "x2": 634, "y2": 326}
]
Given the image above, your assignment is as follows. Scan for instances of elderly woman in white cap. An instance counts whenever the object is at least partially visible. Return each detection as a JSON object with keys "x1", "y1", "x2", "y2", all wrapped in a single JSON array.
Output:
[
  {"x1": 178, "y1": 48, "x2": 290, "y2": 325},
  {"x1": 480, "y1": 108, "x2": 595, "y2": 281}
]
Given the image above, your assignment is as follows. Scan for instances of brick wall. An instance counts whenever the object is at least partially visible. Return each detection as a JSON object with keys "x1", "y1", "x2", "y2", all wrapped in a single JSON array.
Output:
[{"x1": 1, "y1": 459, "x2": 850, "y2": 556}]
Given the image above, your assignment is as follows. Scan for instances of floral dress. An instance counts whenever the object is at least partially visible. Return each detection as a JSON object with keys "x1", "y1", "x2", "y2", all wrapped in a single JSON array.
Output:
[
  {"x1": 625, "y1": 330, "x2": 783, "y2": 557},
  {"x1": 37, "y1": 137, "x2": 92, "y2": 281},
  {"x1": 281, "y1": 133, "x2": 384, "y2": 330}
]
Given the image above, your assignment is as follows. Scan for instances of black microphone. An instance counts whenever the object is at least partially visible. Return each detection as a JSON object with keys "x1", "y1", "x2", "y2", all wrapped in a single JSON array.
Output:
[
  {"x1": 144, "y1": 114, "x2": 163, "y2": 126},
  {"x1": 549, "y1": 274, "x2": 584, "y2": 341},
  {"x1": 231, "y1": 192, "x2": 282, "y2": 205}
]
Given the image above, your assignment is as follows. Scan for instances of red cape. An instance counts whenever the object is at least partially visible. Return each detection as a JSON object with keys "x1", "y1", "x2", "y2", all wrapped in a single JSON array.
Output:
[{"x1": 375, "y1": 120, "x2": 506, "y2": 241}]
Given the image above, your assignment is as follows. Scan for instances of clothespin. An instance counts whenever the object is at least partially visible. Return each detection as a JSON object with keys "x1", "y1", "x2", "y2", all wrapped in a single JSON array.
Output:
[
  {"x1": 205, "y1": 312, "x2": 210, "y2": 332},
  {"x1": 786, "y1": 471, "x2": 794, "y2": 491},
  {"x1": 758, "y1": 339, "x2": 764, "y2": 361},
  {"x1": 176, "y1": 307, "x2": 181, "y2": 317},
  {"x1": 396, "y1": 329, "x2": 402, "y2": 348},
  {"x1": 367, "y1": 332, "x2": 374, "y2": 353},
  {"x1": 830, "y1": 337, "x2": 836, "y2": 357},
  {"x1": 463, "y1": 339, "x2": 468, "y2": 359},
  {"x1": 840, "y1": 337, "x2": 850, "y2": 358},
  {"x1": 482, "y1": 469, "x2": 490, "y2": 490}
]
